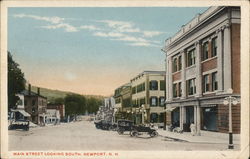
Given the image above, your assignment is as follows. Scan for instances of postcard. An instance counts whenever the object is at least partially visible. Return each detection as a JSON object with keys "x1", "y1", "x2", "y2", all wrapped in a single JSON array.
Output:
[{"x1": 0, "y1": 0, "x2": 249, "y2": 159}]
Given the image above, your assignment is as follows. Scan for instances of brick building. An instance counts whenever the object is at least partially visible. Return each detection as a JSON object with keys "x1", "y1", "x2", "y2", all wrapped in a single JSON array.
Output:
[
  {"x1": 21, "y1": 85, "x2": 47, "y2": 125},
  {"x1": 47, "y1": 103, "x2": 65, "y2": 120},
  {"x1": 162, "y1": 6, "x2": 240, "y2": 134}
]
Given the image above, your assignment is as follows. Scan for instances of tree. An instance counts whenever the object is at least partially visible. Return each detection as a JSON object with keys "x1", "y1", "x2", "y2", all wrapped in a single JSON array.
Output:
[
  {"x1": 64, "y1": 94, "x2": 86, "y2": 117},
  {"x1": 86, "y1": 97, "x2": 102, "y2": 114},
  {"x1": 8, "y1": 51, "x2": 25, "y2": 110}
]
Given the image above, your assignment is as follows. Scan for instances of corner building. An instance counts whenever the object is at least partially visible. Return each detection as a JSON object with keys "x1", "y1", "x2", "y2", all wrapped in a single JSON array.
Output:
[{"x1": 162, "y1": 7, "x2": 240, "y2": 134}]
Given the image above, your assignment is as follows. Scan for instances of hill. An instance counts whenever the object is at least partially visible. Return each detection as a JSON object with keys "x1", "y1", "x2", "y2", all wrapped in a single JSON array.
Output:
[{"x1": 30, "y1": 85, "x2": 105, "y2": 103}]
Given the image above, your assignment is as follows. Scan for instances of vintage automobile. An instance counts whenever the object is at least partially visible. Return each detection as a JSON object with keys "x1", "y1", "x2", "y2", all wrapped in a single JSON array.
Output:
[
  {"x1": 117, "y1": 120, "x2": 134, "y2": 135},
  {"x1": 8, "y1": 119, "x2": 29, "y2": 131},
  {"x1": 130, "y1": 124, "x2": 158, "y2": 137},
  {"x1": 94, "y1": 120, "x2": 116, "y2": 130}
]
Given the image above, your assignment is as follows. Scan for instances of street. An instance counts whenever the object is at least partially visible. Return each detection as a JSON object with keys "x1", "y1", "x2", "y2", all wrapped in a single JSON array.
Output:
[{"x1": 9, "y1": 121, "x2": 239, "y2": 151}]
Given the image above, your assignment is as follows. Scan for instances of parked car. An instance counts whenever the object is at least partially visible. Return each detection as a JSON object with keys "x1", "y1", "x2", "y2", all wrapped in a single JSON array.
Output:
[
  {"x1": 117, "y1": 120, "x2": 134, "y2": 135},
  {"x1": 130, "y1": 124, "x2": 158, "y2": 137},
  {"x1": 94, "y1": 120, "x2": 116, "y2": 130},
  {"x1": 8, "y1": 119, "x2": 29, "y2": 131}
]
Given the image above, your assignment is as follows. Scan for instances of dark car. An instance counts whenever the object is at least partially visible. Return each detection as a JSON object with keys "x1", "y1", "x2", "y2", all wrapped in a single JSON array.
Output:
[
  {"x1": 8, "y1": 119, "x2": 29, "y2": 131},
  {"x1": 130, "y1": 124, "x2": 158, "y2": 137},
  {"x1": 117, "y1": 120, "x2": 134, "y2": 135},
  {"x1": 94, "y1": 120, "x2": 116, "y2": 130}
]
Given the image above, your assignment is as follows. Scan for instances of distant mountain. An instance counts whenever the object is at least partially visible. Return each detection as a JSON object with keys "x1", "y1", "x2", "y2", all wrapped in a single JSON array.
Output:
[{"x1": 29, "y1": 85, "x2": 105, "y2": 103}]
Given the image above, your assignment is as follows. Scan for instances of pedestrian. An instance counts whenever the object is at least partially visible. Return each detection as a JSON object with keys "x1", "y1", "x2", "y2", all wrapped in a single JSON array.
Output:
[{"x1": 190, "y1": 123, "x2": 196, "y2": 136}]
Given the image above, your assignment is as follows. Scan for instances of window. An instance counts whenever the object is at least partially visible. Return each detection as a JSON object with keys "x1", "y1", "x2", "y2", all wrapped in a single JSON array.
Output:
[
  {"x1": 132, "y1": 87, "x2": 136, "y2": 94},
  {"x1": 187, "y1": 49, "x2": 196, "y2": 67},
  {"x1": 212, "y1": 72, "x2": 218, "y2": 91},
  {"x1": 203, "y1": 74, "x2": 210, "y2": 93},
  {"x1": 178, "y1": 82, "x2": 182, "y2": 97},
  {"x1": 187, "y1": 78, "x2": 196, "y2": 95},
  {"x1": 173, "y1": 83, "x2": 178, "y2": 98},
  {"x1": 139, "y1": 98, "x2": 146, "y2": 106},
  {"x1": 202, "y1": 42, "x2": 209, "y2": 61},
  {"x1": 173, "y1": 58, "x2": 178, "y2": 72},
  {"x1": 122, "y1": 98, "x2": 131, "y2": 108},
  {"x1": 178, "y1": 56, "x2": 182, "y2": 71},
  {"x1": 24, "y1": 99, "x2": 27, "y2": 106},
  {"x1": 150, "y1": 97, "x2": 158, "y2": 106},
  {"x1": 150, "y1": 113, "x2": 159, "y2": 123},
  {"x1": 159, "y1": 97, "x2": 165, "y2": 106},
  {"x1": 137, "y1": 83, "x2": 145, "y2": 93},
  {"x1": 149, "y1": 80, "x2": 158, "y2": 90},
  {"x1": 160, "y1": 80, "x2": 165, "y2": 91},
  {"x1": 115, "y1": 98, "x2": 121, "y2": 104},
  {"x1": 211, "y1": 37, "x2": 217, "y2": 57},
  {"x1": 132, "y1": 100, "x2": 138, "y2": 107},
  {"x1": 32, "y1": 100, "x2": 36, "y2": 106}
]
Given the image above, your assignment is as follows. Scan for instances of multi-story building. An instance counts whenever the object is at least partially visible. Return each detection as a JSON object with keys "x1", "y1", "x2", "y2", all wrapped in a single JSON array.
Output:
[
  {"x1": 130, "y1": 71, "x2": 165, "y2": 126},
  {"x1": 114, "y1": 83, "x2": 132, "y2": 119},
  {"x1": 21, "y1": 84, "x2": 47, "y2": 125},
  {"x1": 162, "y1": 6, "x2": 240, "y2": 134}
]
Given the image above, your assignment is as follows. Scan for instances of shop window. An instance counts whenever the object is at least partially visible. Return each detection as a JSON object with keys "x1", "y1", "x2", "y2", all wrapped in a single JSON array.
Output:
[
  {"x1": 202, "y1": 42, "x2": 209, "y2": 61},
  {"x1": 203, "y1": 74, "x2": 210, "y2": 93},
  {"x1": 187, "y1": 49, "x2": 196, "y2": 67},
  {"x1": 150, "y1": 97, "x2": 158, "y2": 107},
  {"x1": 212, "y1": 72, "x2": 218, "y2": 91},
  {"x1": 211, "y1": 37, "x2": 217, "y2": 57},
  {"x1": 187, "y1": 78, "x2": 196, "y2": 95},
  {"x1": 160, "y1": 80, "x2": 165, "y2": 91},
  {"x1": 150, "y1": 113, "x2": 159, "y2": 123},
  {"x1": 159, "y1": 97, "x2": 165, "y2": 106},
  {"x1": 149, "y1": 80, "x2": 158, "y2": 90}
]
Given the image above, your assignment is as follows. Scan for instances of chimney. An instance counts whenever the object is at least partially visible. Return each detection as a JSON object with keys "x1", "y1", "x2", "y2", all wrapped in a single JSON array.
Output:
[
  {"x1": 37, "y1": 87, "x2": 40, "y2": 95},
  {"x1": 28, "y1": 84, "x2": 31, "y2": 95}
]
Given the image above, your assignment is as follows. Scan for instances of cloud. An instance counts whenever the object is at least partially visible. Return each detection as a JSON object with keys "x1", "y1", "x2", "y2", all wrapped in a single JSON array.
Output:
[
  {"x1": 14, "y1": 13, "x2": 78, "y2": 32},
  {"x1": 79, "y1": 25, "x2": 102, "y2": 31},
  {"x1": 13, "y1": 14, "x2": 64, "y2": 24},
  {"x1": 41, "y1": 23, "x2": 78, "y2": 32},
  {"x1": 97, "y1": 20, "x2": 141, "y2": 33},
  {"x1": 143, "y1": 31, "x2": 164, "y2": 37},
  {"x1": 93, "y1": 31, "x2": 124, "y2": 38}
]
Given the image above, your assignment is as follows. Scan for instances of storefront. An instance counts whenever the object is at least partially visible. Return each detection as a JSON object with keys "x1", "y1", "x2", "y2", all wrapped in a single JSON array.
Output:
[{"x1": 201, "y1": 105, "x2": 218, "y2": 131}]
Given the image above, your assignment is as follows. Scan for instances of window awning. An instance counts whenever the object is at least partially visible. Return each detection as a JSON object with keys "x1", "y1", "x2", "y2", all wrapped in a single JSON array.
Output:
[
  {"x1": 11, "y1": 109, "x2": 31, "y2": 117},
  {"x1": 161, "y1": 107, "x2": 177, "y2": 112}
]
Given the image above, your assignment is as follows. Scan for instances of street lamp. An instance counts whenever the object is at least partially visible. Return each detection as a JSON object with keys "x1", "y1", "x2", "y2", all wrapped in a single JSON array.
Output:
[{"x1": 223, "y1": 88, "x2": 238, "y2": 149}]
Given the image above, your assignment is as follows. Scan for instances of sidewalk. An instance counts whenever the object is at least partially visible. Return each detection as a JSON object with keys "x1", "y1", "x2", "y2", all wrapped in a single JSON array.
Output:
[{"x1": 157, "y1": 129, "x2": 240, "y2": 144}]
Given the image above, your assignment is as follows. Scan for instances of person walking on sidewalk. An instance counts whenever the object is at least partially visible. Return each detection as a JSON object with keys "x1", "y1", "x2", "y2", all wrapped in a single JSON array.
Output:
[{"x1": 190, "y1": 123, "x2": 196, "y2": 136}]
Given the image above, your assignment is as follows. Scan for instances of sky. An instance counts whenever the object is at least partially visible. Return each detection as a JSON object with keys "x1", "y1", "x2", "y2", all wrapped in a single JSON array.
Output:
[{"x1": 8, "y1": 7, "x2": 208, "y2": 96}]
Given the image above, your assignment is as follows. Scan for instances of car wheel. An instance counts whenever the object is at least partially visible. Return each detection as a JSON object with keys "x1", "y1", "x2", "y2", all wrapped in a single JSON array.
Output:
[
  {"x1": 150, "y1": 131, "x2": 158, "y2": 137},
  {"x1": 117, "y1": 129, "x2": 124, "y2": 135},
  {"x1": 130, "y1": 131, "x2": 138, "y2": 137}
]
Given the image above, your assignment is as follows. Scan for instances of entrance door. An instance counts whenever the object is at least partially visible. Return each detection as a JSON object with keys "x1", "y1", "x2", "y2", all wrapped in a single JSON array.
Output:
[
  {"x1": 171, "y1": 108, "x2": 180, "y2": 127},
  {"x1": 185, "y1": 106, "x2": 194, "y2": 132}
]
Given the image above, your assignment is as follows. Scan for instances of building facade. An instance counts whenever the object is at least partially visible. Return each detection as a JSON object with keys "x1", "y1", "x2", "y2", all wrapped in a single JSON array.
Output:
[
  {"x1": 22, "y1": 85, "x2": 47, "y2": 125},
  {"x1": 130, "y1": 71, "x2": 166, "y2": 126},
  {"x1": 114, "y1": 83, "x2": 132, "y2": 120},
  {"x1": 47, "y1": 103, "x2": 65, "y2": 120},
  {"x1": 162, "y1": 7, "x2": 241, "y2": 134}
]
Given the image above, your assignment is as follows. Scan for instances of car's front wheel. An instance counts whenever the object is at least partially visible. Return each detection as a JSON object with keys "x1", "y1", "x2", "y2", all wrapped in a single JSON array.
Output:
[{"x1": 150, "y1": 131, "x2": 158, "y2": 137}]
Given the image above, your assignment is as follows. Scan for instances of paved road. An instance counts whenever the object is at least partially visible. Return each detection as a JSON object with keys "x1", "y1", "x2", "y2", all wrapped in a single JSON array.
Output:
[{"x1": 8, "y1": 121, "x2": 238, "y2": 151}]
